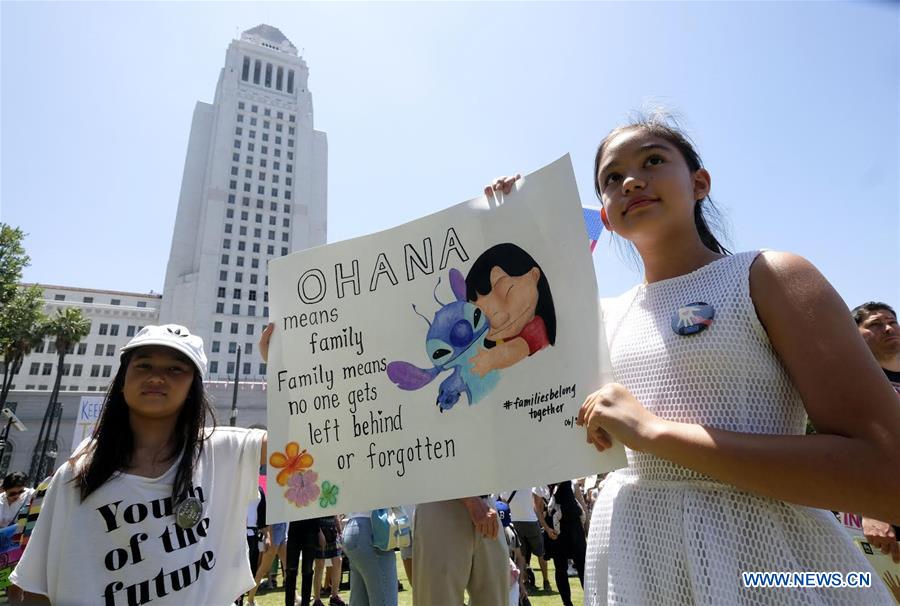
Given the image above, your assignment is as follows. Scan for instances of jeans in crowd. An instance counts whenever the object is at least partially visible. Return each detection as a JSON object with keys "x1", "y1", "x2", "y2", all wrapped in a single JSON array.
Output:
[{"x1": 341, "y1": 516, "x2": 398, "y2": 606}]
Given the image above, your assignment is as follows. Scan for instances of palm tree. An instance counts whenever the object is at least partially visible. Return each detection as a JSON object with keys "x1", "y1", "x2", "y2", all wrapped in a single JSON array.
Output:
[
  {"x1": 29, "y1": 307, "x2": 90, "y2": 483},
  {"x1": 0, "y1": 285, "x2": 46, "y2": 409}
]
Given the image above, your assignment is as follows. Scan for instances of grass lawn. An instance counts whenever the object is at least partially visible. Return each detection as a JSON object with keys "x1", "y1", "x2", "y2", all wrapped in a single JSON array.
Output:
[{"x1": 250, "y1": 553, "x2": 583, "y2": 606}]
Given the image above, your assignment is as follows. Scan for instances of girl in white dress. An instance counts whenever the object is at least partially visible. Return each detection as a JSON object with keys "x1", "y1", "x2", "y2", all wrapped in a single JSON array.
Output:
[{"x1": 490, "y1": 115, "x2": 900, "y2": 604}]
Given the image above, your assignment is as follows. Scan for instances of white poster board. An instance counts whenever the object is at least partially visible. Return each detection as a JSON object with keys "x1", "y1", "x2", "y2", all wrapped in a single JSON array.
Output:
[
  {"x1": 265, "y1": 155, "x2": 625, "y2": 522},
  {"x1": 71, "y1": 395, "x2": 104, "y2": 453}
]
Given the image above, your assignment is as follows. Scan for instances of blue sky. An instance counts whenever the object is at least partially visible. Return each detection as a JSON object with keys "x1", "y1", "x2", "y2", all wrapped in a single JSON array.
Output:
[{"x1": 2, "y1": 2, "x2": 898, "y2": 308}]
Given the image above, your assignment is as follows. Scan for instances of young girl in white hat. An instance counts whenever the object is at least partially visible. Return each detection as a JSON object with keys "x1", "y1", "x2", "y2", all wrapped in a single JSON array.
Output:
[{"x1": 11, "y1": 324, "x2": 267, "y2": 605}]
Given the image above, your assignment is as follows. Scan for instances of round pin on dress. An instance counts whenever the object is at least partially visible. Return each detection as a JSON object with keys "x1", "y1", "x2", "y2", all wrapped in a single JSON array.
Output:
[
  {"x1": 671, "y1": 302, "x2": 715, "y2": 336},
  {"x1": 174, "y1": 496, "x2": 203, "y2": 529}
]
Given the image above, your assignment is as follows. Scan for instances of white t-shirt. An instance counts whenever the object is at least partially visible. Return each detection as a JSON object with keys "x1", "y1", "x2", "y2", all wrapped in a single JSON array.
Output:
[
  {"x1": 496, "y1": 488, "x2": 537, "y2": 523},
  {"x1": 0, "y1": 487, "x2": 34, "y2": 527},
  {"x1": 246, "y1": 488, "x2": 262, "y2": 537},
  {"x1": 11, "y1": 426, "x2": 265, "y2": 606}
]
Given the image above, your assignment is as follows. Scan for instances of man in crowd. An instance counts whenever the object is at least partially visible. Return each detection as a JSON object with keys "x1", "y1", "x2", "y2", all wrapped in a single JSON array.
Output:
[
  {"x1": 412, "y1": 496, "x2": 508, "y2": 605},
  {"x1": 495, "y1": 488, "x2": 550, "y2": 592},
  {"x1": 852, "y1": 302, "x2": 900, "y2": 563}
]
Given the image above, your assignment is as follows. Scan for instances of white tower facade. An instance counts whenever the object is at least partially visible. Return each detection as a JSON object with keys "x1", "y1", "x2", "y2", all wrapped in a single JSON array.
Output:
[{"x1": 160, "y1": 25, "x2": 327, "y2": 381}]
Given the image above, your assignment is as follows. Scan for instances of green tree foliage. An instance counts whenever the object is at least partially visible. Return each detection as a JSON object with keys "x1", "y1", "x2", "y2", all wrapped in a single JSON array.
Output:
[
  {"x1": 31, "y1": 307, "x2": 91, "y2": 480},
  {"x1": 0, "y1": 224, "x2": 31, "y2": 312},
  {"x1": 0, "y1": 224, "x2": 47, "y2": 408},
  {"x1": 0, "y1": 285, "x2": 46, "y2": 408}
]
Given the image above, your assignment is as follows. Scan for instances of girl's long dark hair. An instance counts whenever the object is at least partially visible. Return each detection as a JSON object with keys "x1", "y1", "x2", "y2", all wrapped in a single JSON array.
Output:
[
  {"x1": 465, "y1": 243, "x2": 556, "y2": 345},
  {"x1": 593, "y1": 112, "x2": 731, "y2": 256},
  {"x1": 72, "y1": 349, "x2": 216, "y2": 502}
]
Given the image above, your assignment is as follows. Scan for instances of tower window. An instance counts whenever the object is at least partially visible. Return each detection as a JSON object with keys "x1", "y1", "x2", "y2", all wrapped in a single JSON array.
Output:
[
  {"x1": 253, "y1": 61, "x2": 261, "y2": 85},
  {"x1": 241, "y1": 57, "x2": 250, "y2": 81}
]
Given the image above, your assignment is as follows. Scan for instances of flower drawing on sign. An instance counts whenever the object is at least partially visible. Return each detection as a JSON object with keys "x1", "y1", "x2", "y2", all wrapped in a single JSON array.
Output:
[
  {"x1": 286, "y1": 470, "x2": 320, "y2": 507},
  {"x1": 269, "y1": 441, "x2": 315, "y2": 485},
  {"x1": 319, "y1": 481, "x2": 339, "y2": 508}
]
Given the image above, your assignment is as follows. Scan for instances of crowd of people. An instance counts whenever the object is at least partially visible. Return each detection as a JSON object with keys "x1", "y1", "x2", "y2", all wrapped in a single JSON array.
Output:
[{"x1": 2, "y1": 114, "x2": 899, "y2": 605}]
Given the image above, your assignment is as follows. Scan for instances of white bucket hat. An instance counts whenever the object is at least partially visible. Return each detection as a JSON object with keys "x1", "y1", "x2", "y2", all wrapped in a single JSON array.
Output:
[{"x1": 120, "y1": 324, "x2": 208, "y2": 377}]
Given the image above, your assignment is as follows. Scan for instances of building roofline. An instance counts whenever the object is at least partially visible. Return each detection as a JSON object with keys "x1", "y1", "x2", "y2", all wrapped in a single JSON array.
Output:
[{"x1": 20, "y1": 283, "x2": 163, "y2": 299}]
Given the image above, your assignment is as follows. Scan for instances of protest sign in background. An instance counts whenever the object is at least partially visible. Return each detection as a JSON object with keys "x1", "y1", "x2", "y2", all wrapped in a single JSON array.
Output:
[
  {"x1": 836, "y1": 512, "x2": 900, "y2": 602},
  {"x1": 71, "y1": 395, "x2": 104, "y2": 454},
  {"x1": 0, "y1": 524, "x2": 22, "y2": 589},
  {"x1": 265, "y1": 155, "x2": 625, "y2": 522}
]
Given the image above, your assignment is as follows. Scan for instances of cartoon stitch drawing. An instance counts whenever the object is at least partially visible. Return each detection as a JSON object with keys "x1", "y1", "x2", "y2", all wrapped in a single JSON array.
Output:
[{"x1": 386, "y1": 268, "x2": 500, "y2": 412}]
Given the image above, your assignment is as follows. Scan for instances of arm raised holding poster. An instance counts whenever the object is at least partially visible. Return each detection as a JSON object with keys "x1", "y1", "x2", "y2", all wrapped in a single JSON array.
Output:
[{"x1": 262, "y1": 155, "x2": 625, "y2": 525}]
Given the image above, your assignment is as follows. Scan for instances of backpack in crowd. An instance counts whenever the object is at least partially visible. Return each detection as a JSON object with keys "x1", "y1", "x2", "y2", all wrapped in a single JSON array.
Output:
[{"x1": 371, "y1": 507, "x2": 411, "y2": 551}]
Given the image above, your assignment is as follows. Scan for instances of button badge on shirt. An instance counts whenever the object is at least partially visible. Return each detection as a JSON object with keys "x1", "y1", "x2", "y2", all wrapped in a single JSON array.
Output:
[
  {"x1": 671, "y1": 302, "x2": 715, "y2": 336},
  {"x1": 174, "y1": 495, "x2": 203, "y2": 529}
]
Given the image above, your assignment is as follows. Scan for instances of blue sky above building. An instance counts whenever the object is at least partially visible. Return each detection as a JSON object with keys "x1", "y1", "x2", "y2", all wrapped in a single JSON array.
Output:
[{"x1": 1, "y1": 2, "x2": 897, "y2": 307}]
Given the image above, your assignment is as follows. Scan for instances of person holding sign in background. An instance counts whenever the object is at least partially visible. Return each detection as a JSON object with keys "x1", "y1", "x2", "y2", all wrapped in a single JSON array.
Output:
[
  {"x1": 852, "y1": 302, "x2": 900, "y2": 565},
  {"x1": 490, "y1": 112, "x2": 900, "y2": 604},
  {"x1": 9, "y1": 325, "x2": 268, "y2": 605}
]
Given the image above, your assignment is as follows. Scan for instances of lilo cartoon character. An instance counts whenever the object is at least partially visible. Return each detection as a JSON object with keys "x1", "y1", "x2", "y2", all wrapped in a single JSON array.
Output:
[
  {"x1": 386, "y1": 268, "x2": 500, "y2": 412},
  {"x1": 465, "y1": 243, "x2": 556, "y2": 376}
]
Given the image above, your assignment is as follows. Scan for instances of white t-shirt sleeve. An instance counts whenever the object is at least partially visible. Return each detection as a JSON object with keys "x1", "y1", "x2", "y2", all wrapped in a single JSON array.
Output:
[{"x1": 215, "y1": 427, "x2": 266, "y2": 503}]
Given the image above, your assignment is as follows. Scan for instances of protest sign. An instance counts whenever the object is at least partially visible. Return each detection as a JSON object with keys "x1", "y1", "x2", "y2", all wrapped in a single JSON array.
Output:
[
  {"x1": 0, "y1": 524, "x2": 22, "y2": 589},
  {"x1": 835, "y1": 512, "x2": 900, "y2": 602},
  {"x1": 71, "y1": 396, "x2": 104, "y2": 454},
  {"x1": 853, "y1": 537, "x2": 900, "y2": 604},
  {"x1": 265, "y1": 155, "x2": 625, "y2": 522}
]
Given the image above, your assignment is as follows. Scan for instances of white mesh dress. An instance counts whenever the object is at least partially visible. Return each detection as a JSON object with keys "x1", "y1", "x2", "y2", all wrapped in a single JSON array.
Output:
[{"x1": 584, "y1": 251, "x2": 890, "y2": 605}]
